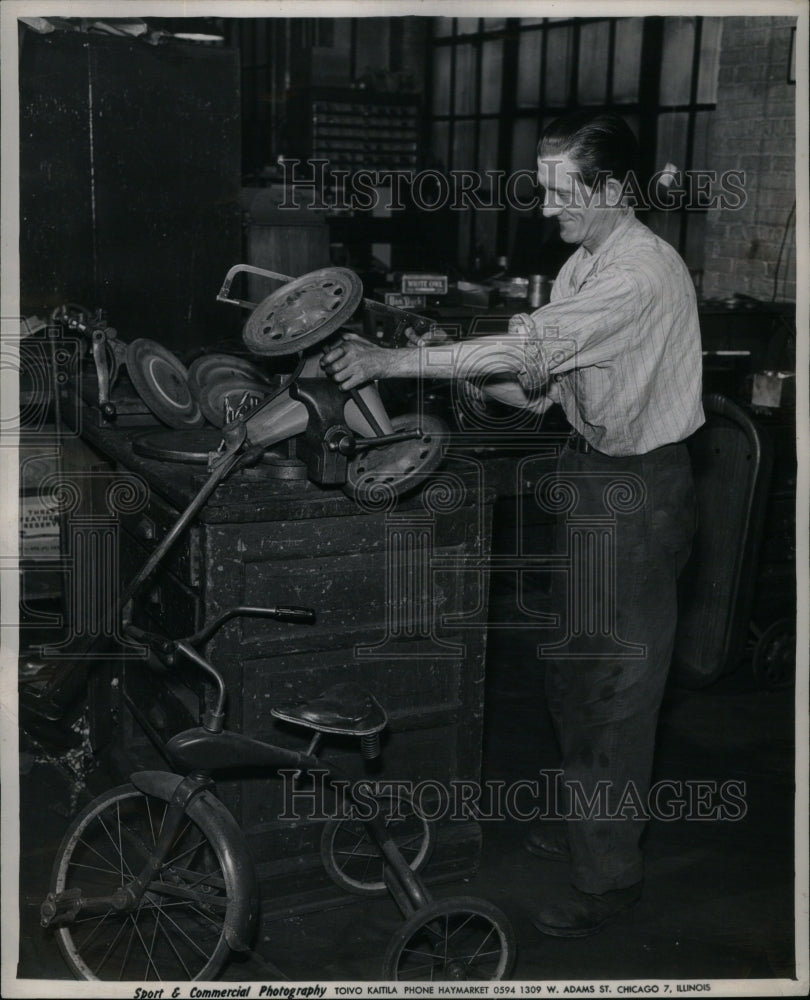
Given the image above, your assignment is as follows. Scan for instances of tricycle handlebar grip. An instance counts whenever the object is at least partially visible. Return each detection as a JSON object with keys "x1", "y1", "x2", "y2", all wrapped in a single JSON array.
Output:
[{"x1": 275, "y1": 606, "x2": 317, "y2": 624}]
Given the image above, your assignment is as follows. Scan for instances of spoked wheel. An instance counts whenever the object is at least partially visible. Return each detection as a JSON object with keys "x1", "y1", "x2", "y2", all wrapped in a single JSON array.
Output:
[
  {"x1": 382, "y1": 896, "x2": 517, "y2": 981},
  {"x1": 321, "y1": 792, "x2": 436, "y2": 895},
  {"x1": 48, "y1": 784, "x2": 237, "y2": 981}
]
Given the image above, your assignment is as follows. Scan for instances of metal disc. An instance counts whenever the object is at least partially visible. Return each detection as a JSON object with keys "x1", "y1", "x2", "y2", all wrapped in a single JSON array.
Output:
[
  {"x1": 132, "y1": 427, "x2": 225, "y2": 463},
  {"x1": 188, "y1": 353, "x2": 270, "y2": 397},
  {"x1": 198, "y1": 378, "x2": 273, "y2": 427},
  {"x1": 243, "y1": 267, "x2": 363, "y2": 357},
  {"x1": 344, "y1": 414, "x2": 448, "y2": 501},
  {"x1": 126, "y1": 339, "x2": 204, "y2": 428}
]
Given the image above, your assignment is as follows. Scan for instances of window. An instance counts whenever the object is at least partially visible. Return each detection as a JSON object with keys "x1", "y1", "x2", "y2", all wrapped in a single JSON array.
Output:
[
  {"x1": 429, "y1": 19, "x2": 511, "y2": 266},
  {"x1": 429, "y1": 16, "x2": 722, "y2": 277}
]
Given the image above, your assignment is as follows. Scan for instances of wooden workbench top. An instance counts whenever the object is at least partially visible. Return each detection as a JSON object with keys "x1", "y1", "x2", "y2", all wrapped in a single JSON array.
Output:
[{"x1": 75, "y1": 399, "x2": 513, "y2": 523}]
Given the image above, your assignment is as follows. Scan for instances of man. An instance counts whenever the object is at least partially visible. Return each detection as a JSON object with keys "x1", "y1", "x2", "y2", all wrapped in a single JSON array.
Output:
[{"x1": 322, "y1": 111, "x2": 704, "y2": 937}]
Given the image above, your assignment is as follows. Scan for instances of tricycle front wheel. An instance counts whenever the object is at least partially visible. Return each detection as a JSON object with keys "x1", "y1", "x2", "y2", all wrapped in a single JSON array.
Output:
[{"x1": 48, "y1": 783, "x2": 237, "y2": 981}]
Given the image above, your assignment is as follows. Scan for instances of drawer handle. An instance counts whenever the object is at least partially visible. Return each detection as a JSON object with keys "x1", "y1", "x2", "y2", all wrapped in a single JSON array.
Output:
[{"x1": 135, "y1": 517, "x2": 156, "y2": 542}]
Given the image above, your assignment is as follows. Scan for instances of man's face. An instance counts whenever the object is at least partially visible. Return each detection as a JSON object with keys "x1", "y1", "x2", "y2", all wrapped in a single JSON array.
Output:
[{"x1": 537, "y1": 152, "x2": 615, "y2": 251}]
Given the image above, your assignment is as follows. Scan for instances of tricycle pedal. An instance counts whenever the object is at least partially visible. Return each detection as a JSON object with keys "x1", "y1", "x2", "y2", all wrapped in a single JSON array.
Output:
[{"x1": 40, "y1": 887, "x2": 83, "y2": 927}]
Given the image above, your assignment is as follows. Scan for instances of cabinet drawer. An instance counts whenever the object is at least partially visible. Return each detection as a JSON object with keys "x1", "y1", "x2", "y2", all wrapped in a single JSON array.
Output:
[
  {"x1": 120, "y1": 535, "x2": 201, "y2": 637},
  {"x1": 119, "y1": 489, "x2": 201, "y2": 588}
]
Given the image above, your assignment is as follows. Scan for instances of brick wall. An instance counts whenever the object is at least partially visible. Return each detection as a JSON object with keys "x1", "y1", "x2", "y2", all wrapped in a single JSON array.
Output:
[{"x1": 702, "y1": 16, "x2": 797, "y2": 302}]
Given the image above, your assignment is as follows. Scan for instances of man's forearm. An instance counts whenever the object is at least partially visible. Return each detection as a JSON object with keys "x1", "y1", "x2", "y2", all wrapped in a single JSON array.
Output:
[
  {"x1": 320, "y1": 330, "x2": 540, "y2": 392},
  {"x1": 386, "y1": 335, "x2": 532, "y2": 381},
  {"x1": 478, "y1": 378, "x2": 553, "y2": 414}
]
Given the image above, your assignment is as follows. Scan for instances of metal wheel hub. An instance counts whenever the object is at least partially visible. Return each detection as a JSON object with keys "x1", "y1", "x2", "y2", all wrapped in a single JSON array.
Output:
[
  {"x1": 243, "y1": 267, "x2": 363, "y2": 357},
  {"x1": 344, "y1": 414, "x2": 448, "y2": 501}
]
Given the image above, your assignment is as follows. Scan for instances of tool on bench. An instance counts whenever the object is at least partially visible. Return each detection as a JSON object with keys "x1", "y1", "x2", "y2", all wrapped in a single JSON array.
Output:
[{"x1": 52, "y1": 304, "x2": 127, "y2": 422}]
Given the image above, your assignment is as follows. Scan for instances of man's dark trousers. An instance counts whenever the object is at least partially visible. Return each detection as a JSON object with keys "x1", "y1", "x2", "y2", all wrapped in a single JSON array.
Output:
[{"x1": 543, "y1": 439, "x2": 697, "y2": 895}]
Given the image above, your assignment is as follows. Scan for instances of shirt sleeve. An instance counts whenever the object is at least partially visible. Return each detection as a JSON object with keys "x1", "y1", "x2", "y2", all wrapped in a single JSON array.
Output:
[{"x1": 508, "y1": 266, "x2": 643, "y2": 394}]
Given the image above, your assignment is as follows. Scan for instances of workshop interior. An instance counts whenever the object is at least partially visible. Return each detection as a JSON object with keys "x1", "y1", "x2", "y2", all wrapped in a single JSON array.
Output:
[{"x1": 12, "y1": 10, "x2": 799, "y2": 988}]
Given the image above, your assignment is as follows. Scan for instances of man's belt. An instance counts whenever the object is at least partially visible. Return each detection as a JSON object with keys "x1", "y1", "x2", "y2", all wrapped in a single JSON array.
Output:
[
  {"x1": 567, "y1": 431, "x2": 595, "y2": 454},
  {"x1": 566, "y1": 433, "x2": 687, "y2": 459}
]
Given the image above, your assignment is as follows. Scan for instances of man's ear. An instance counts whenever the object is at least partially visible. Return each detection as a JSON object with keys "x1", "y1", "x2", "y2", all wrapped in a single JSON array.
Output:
[{"x1": 604, "y1": 175, "x2": 624, "y2": 208}]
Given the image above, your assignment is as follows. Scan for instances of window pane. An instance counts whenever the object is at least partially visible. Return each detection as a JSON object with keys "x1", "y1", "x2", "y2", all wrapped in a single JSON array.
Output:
[
  {"x1": 521, "y1": 18, "x2": 544, "y2": 27},
  {"x1": 484, "y1": 18, "x2": 506, "y2": 31},
  {"x1": 656, "y1": 111, "x2": 689, "y2": 172},
  {"x1": 454, "y1": 43, "x2": 477, "y2": 115},
  {"x1": 613, "y1": 18, "x2": 642, "y2": 102},
  {"x1": 478, "y1": 118, "x2": 499, "y2": 176},
  {"x1": 431, "y1": 121, "x2": 449, "y2": 171},
  {"x1": 452, "y1": 119, "x2": 476, "y2": 170},
  {"x1": 475, "y1": 209, "x2": 499, "y2": 262},
  {"x1": 517, "y1": 29, "x2": 543, "y2": 107},
  {"x1": 433, "y1": 18, "x2": 454, "y2": 38},
  {"x1": 621, "y1": 113, "x2": 641, "y2": 145},
  {"x1": 660, "y1": 17, "x2": 696, "y2": 105},
  {"x1": 691, "y1": 110, "x2": 712, "y2": 172},
  {"x1": 457, "y1": 18, "x2": 480, "y2": 35},
  {"x1": 509, "y1": 119, "x2": 541, "y2": 273},
  {"x1": 480, "y1": 40, "x2": 503, "y2": 114},
  {"x1": 545, "y1": 26, "x2": 573, "y2": 105},
  {"x1": 683, "y1": 211, "x2": 707, "y2": 273},
  {"x1": 578, "y1": 21, "x2": 610, "y2": 103},
  {"x1": 432, "y1": 48, "x2": 451, "y2": 115},
  {"x1": 512, "y1": 117, "x2": 539, "y2": 177},
  {"x1": 697, "y1": 17, "x2": 723, "y2": 103}
]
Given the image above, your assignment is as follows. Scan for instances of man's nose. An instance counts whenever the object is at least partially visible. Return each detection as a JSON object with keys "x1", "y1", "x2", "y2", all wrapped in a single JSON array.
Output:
[{"x1": 542, "y1": 198, "x2": 563, "y2": 218}]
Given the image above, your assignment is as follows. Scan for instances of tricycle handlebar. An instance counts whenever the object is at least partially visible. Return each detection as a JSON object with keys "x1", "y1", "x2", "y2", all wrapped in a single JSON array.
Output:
[
  {"x1": 184, "y1": 605, "x2": 317, "y2": 648},
  {"x1": 123, "y1": 605, "x2": 316, "y2": 657},
  {"x1": 122, "y1": 605, "x2": 316, "y2": 734}
]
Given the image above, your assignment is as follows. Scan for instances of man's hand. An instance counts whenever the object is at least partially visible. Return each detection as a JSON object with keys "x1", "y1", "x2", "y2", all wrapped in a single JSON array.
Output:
[{"x1": 320, "y1": 333, "x2": 395, "y2": 391}]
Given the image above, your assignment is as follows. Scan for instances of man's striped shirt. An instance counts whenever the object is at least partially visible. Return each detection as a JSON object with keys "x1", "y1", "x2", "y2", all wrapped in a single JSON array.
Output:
[{"x1": 509, "y1": 213, "x2": 705, "y2": 456}]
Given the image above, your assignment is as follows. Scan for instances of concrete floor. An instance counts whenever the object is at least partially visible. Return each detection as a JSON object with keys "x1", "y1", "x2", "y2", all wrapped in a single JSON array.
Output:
[{"x1": 15, "y1": 582, "x2": 797, "y2": 987}]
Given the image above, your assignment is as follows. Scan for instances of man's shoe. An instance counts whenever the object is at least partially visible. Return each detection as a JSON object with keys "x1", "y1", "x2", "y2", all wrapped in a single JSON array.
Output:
[
  {"x1": 531, "y1": 883, "x2": 642, "y2": 938},
  {"x1": 523, "y1": 823, "x2": 570, "y2": 862}
]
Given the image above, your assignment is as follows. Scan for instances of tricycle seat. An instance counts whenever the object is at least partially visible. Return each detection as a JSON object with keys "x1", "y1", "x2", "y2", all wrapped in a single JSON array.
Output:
[{"x1": 271, "y1": 682, "x2": 387, "y2": 736}]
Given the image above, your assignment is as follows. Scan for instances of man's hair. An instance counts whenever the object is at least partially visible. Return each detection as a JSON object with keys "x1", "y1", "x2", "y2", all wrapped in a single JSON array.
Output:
[{"x1": 537, "y1": 111, "x2": 639, "y2": 188}]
